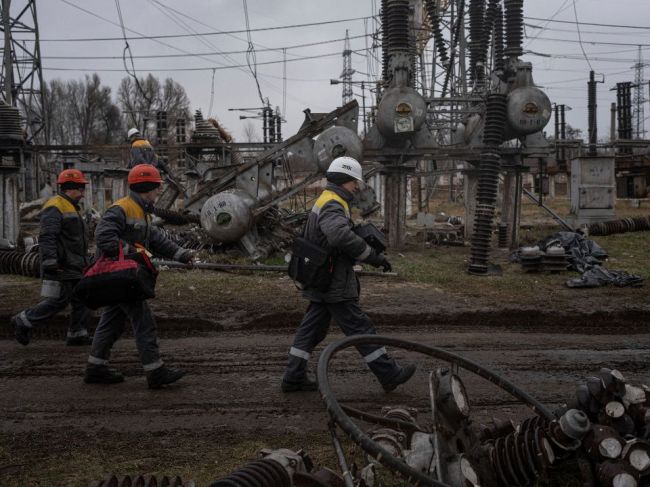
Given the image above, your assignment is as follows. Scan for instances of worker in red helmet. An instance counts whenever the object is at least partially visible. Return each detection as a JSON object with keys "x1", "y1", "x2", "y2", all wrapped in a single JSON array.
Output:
[
  {"x1": 11, "y1": 168, "x2": 93, "y2": 346},
  {"x1": 84, "y1": 164, "x2": 196, "y2": 389}
]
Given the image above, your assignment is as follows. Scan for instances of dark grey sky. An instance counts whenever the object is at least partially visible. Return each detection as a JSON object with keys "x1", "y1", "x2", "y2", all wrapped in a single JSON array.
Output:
[{"x1": 28, "y1": 0, "x2": 650, "y2": 140}]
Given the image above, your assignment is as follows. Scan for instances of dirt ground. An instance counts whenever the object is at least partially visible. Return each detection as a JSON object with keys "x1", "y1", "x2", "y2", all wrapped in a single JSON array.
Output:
[{"x1": 2, "y1": 202, "x2": 650, "y2": 486}]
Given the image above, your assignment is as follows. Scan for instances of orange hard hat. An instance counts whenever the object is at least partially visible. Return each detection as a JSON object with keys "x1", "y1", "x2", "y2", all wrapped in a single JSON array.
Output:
[
  {"x1": 57, "y1": 168, "x2": 88, "y2": 185},
  {"x1": 128, "y1": 164, "x2": 163, "y2": 185}
]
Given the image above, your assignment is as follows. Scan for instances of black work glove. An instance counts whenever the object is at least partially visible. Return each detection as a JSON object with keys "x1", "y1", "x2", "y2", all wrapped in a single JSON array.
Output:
[
  {"x1": 365, "y1": 251, "x2": 392, "y2": 272},
  {"x1": 175, "y1": 248, "x2": 196, "y2": 265}
]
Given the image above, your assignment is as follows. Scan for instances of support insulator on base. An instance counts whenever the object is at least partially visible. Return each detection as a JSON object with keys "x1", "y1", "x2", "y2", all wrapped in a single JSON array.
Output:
[{"x1": 504, "y1": 0, "x2": 524, "y2": 58}]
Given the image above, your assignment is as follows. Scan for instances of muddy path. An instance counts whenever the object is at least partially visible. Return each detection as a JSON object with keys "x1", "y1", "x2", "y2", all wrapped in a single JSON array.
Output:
[{"x1": 1, "y1": 270, "x2": 649, "y2": 485}]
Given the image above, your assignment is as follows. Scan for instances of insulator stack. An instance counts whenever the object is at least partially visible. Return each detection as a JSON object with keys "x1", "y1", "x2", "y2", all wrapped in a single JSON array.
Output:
[
  {"x1": 468, "y1": 0, "x2": 486, "y2": 84},
  {"x1": 504, "y1": 0, "x2": 524, "y2": 58},
  {"x1": 381, "y1": 0, "x2": 389, "y2": 82},
  {"x1": 588, "y1": 216, "x2": 650, "y2": 236},
  {"x1": 425, "y1": 0, "x2": 449, "y2": 64},
  {"x1": 483, "y1": 93, "x2": 508, "y2": 147},
  {"x1": 0, "y1": 250, "x2": 40, "y2": 277},
  {"x1": 153, "y1": 207, "x2": 201, "y2": 226},
  {"x1": 490, "y1": 415, "x2": 555, "y2": 486},
  {"x1": 541, "y1": 246, "x2": 569, "y2": 272},
  {"x1": 493, "y1": 4, "x2": 505, "y2": 72},
  {"x1": 192, "y1": 109, "x2": 223, "y2": 141},
  {"x1": 588, "y1": 71, "x2": 598, "y2": 156},
  {"x1": 519, "y1": 246, "x2": 543, "y2": 272},
  {"x1": 208, "y1": 459, "x2": 291, "y2": 487},
  {"x1": 385, "y1": 0, "x2": 411, "y2": 55},
  {"x1": 89, "y1": 474, "x2": 192, "y2": 487},
  {"x1": 476, "y1": 0, "x2": 500, "y2": 88},
  {"x1": 498, "y1": 223, "x2": 509, "y2": 248},
  {"x1": 468, "y1": 93, "x2": 507, "y2": 274},
  {"x1": 468, "y1": 204, "x2": 496, "y2": 274},
  {"x1": 0, "y1": 102, "x2": 24, "y2": 141}
]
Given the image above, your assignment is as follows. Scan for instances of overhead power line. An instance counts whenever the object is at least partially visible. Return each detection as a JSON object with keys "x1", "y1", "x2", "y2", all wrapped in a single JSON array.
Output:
[
  {"x1": 34, "y1": 9, "x2": 372, "y2": 42},
  {"x1": 571, "y1": 0, "x2": 593, "y2": 71},
  {"x1": 41, "y1": 34, "x2": 372, "y2": 60},
  {"x1": 42, "y1": 49, "x2": 370, "y2": 73},
  {"x1": 524, "y1": 16, "x2": 650, "y2": 31},
  {"x1": 526, "y1": 36, "x2": 650, "y2": 48}
]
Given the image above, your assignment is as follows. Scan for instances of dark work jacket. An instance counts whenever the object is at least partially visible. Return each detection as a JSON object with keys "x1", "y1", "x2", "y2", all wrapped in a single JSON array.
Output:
[
  {"x1": 39, "y1": 193, "x2": 89, "y2": 280},
  {"x1": 95, "y1": 191, "x2": 184, "y2": 261},
  {"x1": 128, "y1": 138, "x2": 157, "y2": 168},
  {"x1": 302, "y1": 183, "x2": 372, "y2": 303}
]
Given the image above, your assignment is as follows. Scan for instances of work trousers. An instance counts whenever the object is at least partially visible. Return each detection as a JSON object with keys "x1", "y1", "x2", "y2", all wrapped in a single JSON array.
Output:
[
  {"x1": 88, "y1": 300, "x2": 162, "y2": 372},
  {"x1": 18, "y1": 279, "x2": 90, "y2": 338},
  {"x1": 283, "y1": 300, "x2": 401, "y2": 386}
]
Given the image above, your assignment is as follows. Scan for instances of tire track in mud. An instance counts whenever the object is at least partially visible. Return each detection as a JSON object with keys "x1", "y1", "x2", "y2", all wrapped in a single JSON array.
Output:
[{"x1": 1, "y1": 329, "x2": 649, "y2": 436}]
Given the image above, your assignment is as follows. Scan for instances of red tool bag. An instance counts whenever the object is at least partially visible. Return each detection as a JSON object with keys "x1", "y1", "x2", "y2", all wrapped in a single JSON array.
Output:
[{"x1": 74, "y1": 242, "x2": 158, "y2": 309}]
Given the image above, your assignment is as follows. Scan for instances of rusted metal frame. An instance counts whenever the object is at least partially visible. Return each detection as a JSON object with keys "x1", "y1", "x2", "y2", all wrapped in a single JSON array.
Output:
[
  {"x1": 252, "y1": 172, "x2": 322, "y2": 217},
  {"x1": 185, "y1": 100, "x2": 359, "y2": 208}
]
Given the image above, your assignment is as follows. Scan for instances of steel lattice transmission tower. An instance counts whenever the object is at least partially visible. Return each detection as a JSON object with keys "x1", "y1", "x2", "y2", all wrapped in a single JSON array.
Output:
[
  {"x1": 340, "y1": 29, "x2": 354, "y2": 104},
  {"x1": 0, "y1": 0, "x2": 46, "y2": 142},
  {"x1": 632, "y1": 45, "x2": 646, "y2": 139}
]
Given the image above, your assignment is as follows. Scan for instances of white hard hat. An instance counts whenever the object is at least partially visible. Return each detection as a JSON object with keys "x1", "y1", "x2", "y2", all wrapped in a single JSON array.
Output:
[
  {"x1": 327, "y1": 156, "x2": 363, "y2": 182},
  {"x1": 127, "y1": 127, "x2": 140, "y2": 139}
]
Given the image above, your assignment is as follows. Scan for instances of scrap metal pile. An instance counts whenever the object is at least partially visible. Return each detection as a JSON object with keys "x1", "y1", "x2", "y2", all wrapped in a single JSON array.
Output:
[{"x1": 89, "y1": 338, "x2": 649, "y2": 487}]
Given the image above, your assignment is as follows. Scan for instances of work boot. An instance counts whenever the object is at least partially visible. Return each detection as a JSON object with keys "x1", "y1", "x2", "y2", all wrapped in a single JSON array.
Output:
[
  {"x1": 382, "y1": 363, "x2": 417, "y2": 392},
  {"x1": 66, "y1": 334, "x2": 93, "y2": 346},
  {"x1": 12, "y1": 314, "x2": 32, "y2": 346},
  {"x1": 146, "y1": 366, "x2": 186, "y2": 389},
  {"x1": 281, "y1": 376, "x2": 318, "y2": 393},
  {"x1": 84, "y1": 364, "x2": 125, "y2": 384}
]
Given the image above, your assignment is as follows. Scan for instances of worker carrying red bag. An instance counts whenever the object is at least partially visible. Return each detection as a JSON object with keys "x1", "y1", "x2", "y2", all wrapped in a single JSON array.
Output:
[{"x1": 83, "y1": 164, "x2": 196, "y2": 389}]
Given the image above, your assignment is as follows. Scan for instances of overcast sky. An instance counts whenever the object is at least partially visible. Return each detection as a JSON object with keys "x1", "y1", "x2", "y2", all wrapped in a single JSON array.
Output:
[{"x1": 23, "y1": 0, "x2": 650, "y2": 141}]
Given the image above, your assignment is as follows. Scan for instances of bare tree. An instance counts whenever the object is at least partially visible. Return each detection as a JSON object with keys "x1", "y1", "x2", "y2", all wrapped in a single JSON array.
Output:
[
  {"x1": 117, "y1": 74, "x2": 191, "y2": 142},
  {"x1": 41, "y1": 74, "x2": 122, "y2": 145},
  {"x1": 242, "y1": 120, "x2": 261, "y2": 142}
]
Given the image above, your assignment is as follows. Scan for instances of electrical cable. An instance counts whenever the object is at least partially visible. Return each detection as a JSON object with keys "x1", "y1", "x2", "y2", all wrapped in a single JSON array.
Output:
[
  {"x1": 39, "y1": 5, "x2": 374, "y2": 42},
  {"x1": 572, "y1": 0, "x2": 593, "y2": 71},
  {"x1": 242, "y1": 0, "x2": 266, "y2": 107},
  {"x1": 114, "y1": 0, "x2": 154, "y2": 109},
  {"x1": 41, "y1": 33, "x2": 373, "y2": 60},
  {"x1": 42, "y1": 49, "x2": 371, "y2": 72},
  {"x1": 524, "y1": 16, "x2": 650, "y2": 31}
]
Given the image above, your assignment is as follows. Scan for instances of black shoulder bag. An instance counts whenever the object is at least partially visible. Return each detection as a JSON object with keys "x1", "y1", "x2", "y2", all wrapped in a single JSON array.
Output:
[{"x1": 288, "y1": 232, "x2": 335, "y2": 292}]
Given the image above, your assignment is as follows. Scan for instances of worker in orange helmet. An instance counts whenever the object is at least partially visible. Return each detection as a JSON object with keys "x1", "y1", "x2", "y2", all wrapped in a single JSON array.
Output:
[
  {"x1": 84, "y1": 164, "x2": 196, "y2": 389},
  {"x1": 11, "y1": 168, "x2": 93, "y2": 346}
]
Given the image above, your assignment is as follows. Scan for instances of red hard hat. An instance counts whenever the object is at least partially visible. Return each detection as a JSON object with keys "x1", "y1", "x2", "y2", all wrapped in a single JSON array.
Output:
[
  {"x1": 57, "y1": 168, "x2": 89, "y2": 185},
  {"x1": 128, "y1": 164, "x2": 163, "y2": 185}
]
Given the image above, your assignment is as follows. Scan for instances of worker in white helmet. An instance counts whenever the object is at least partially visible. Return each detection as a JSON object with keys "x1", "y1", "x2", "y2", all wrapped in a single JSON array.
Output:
[
  {"x1": 281, "y1": 156, "x2": 416, "y2": 393},
  {"x1": 126, "y1": 127, "x2": 168, "y2": 174}
]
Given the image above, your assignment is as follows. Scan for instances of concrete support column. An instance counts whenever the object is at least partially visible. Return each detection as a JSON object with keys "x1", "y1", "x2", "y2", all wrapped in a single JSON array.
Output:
[
  {"x1": 0, "y1": 171, "x2": 20, "y2": 244},
  {"x1": 111, "y1": 177, "x2": 127, "y2": 203},
  {"x1": 384, "y1": 168, "x2": 407, "y2": 249},
  {"x1": 463, "y1": 168, "x2": 480, "y2": 240},
  {"x1": 500, "y1": 170, "x2": 522, "y2": 249}
]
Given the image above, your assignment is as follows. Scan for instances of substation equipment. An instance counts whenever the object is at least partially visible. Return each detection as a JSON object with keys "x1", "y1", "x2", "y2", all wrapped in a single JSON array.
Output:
[
  {"x1": 362, "y1": 0, "x2": 552, "y2": 273},
  {"x1": 90, "y1": 336, "x2": 650, "y2": 486}
]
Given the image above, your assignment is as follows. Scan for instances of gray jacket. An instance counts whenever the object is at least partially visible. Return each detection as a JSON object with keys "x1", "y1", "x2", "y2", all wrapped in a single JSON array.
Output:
[
  {"x1": 302, "y1": 183, "x2": 373, "y2": 303},
  {"x1": 39, "y1": 193, "x2": 89, "y2": 280},
  {"x1": 95, "y1": 191, "x2": 187, "y2": 262}
]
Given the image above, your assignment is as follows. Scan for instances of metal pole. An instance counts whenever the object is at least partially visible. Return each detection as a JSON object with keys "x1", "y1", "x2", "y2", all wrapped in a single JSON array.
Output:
[
  {"x1": 2, "y1": 0, "x2": 13, "y2": 105},
  {"x1": 361, "y1": 81, "x2": 367, "y2": 137}
]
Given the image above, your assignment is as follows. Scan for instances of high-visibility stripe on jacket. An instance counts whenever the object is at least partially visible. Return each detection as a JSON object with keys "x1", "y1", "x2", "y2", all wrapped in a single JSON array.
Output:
[
  {"x1": 110, "y1": 195, "x2": 151, "y2": 251},
  {"x1": 312, "y1": 189, "x2": 350, "y2": 218},
  {"x1": 39, "y1": 194, "x2": 88, "y2": 279}
]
